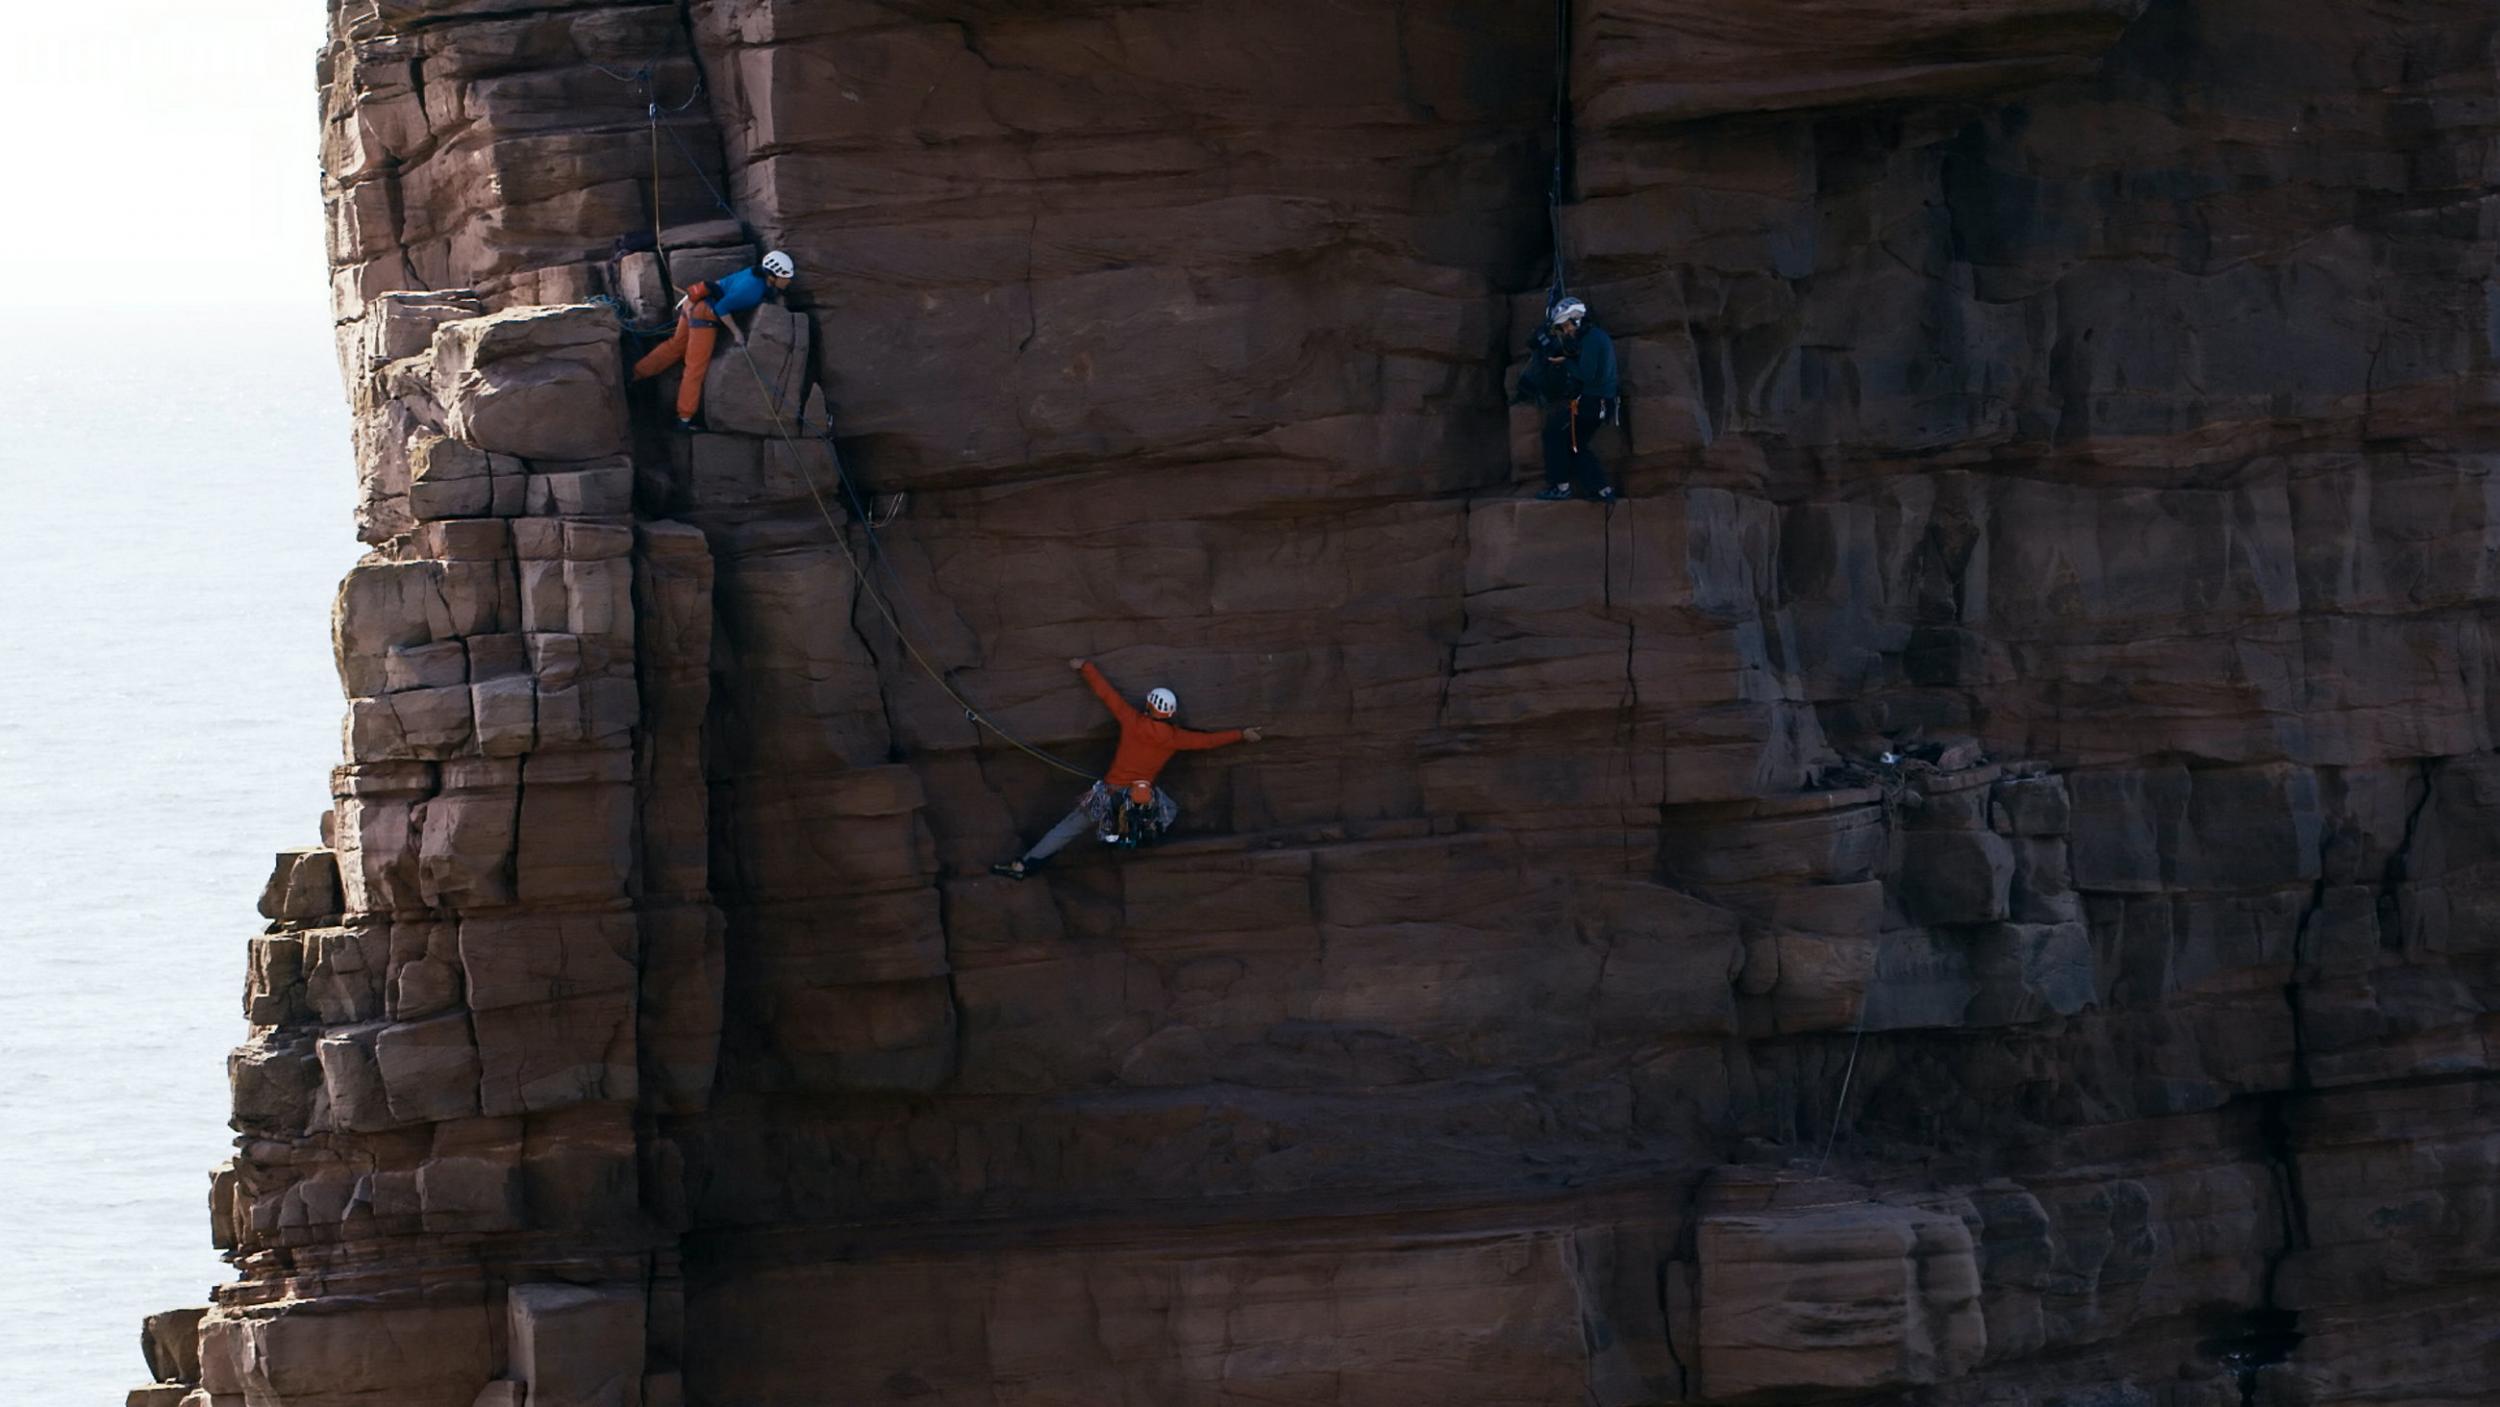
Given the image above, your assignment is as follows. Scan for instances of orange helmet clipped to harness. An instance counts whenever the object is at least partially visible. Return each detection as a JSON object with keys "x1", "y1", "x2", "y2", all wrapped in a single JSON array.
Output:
[{"x1": 1126, "y1": 779, "x2": 1155, "y2": 806}]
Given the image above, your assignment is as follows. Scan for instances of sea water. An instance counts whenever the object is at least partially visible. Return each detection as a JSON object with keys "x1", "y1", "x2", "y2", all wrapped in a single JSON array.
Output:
[{"x1": 0, "y1": 304, "x2": 358, "y2": 1401}]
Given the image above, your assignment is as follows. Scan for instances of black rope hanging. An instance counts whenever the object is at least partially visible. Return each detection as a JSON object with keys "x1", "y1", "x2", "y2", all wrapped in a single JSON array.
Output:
[{"x1": 1549, "y1": 0, "x2": 1572, "y2": 302}]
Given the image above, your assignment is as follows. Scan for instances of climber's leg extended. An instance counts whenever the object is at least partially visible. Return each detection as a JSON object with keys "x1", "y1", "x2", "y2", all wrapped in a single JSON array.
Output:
[
  {"x1": 990, "y1": 785, "x2": 1109, "y2": 879},
  {"x1": 1027, "y1": 802, "x2": 1098, "y2": 862},
  {"x1": 675, "y1": 301, "x2": 720, "y2": 424},
  {"x1": 632, "y1": 314, "x2": 691, "y2": 380},
  {"x1": 1536, "y1": 399, "x2": 1578, "y2": 500},
  {"x1": 629, "y1": 301, "x2": 719, "y2": 428}
]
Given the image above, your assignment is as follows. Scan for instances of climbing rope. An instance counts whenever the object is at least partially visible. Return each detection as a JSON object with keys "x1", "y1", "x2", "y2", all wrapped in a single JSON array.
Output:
[
  {"x1": 587, "y1": 47, "x2": 1098, "y2": 782},
  {"x1": 587, "y1": 56, "x2": 737, "y2": 296},
  {"x1": 588, "y1": 293, "x2": 678, "y2": 339},
  {"x1": 647, "y1": 85, "x2": 668, "y2": 290},
  {"x1": 660, "y1": 118, "x2": 741, "y2": 218},
  {"x1": 1814, "y1": 762, "x2": 1917, "y2": 1172},
  {"x1": 723, "y1": 338, "x2": 1101, "y2": 782},
  {"x1": 1815, "y1": 955, "x2": 1878, "y2": 1174},
  {"x1": 1549, "y1": 0, "x2": 1572, "y2": 300}
]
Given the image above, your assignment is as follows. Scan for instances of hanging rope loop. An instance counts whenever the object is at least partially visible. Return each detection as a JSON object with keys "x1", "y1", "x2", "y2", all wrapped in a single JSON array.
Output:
[
  {"x1": 583, "y1": 43, "x2": 1098, "y2": 782},
  {"x1": 725, "y1": 341, "x2": 1101, "y2": 781}
]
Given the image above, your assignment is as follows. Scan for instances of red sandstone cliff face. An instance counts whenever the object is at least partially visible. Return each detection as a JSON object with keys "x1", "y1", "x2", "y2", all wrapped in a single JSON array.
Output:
[{"x1": 134, "y1": 1, "x2": 2500, "y2": 1404}]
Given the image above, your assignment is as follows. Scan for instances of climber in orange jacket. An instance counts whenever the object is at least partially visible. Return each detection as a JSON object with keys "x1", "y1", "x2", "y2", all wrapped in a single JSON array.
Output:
[
  {"x1": 631, "y1": 249, "x2": 797, "y2": 429},
  {"x1": 990, "y1": 658, "x2": 1263, "y2": 880}
]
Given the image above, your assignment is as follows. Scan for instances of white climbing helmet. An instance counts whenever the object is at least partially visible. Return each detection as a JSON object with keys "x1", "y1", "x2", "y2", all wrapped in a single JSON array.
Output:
[
  {"x1": 1145, "y1": 687, "x2": 1178, "y2": 718},
  {"x1": 761, "y1": 249, "x2": 796, "y2": 278},
  {"x1": 1549, "y1": 297, "x2": 1588, "y2": 326}
]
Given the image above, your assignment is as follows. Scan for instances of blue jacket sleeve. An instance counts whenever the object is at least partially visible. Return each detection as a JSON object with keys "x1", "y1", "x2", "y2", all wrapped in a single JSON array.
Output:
[
  {"x1": 1579, "y1": 328, "x2": 1619, "y2": 400},
  {"x1": 707, "y1": 268, "x2": 767, "y2": 318}
]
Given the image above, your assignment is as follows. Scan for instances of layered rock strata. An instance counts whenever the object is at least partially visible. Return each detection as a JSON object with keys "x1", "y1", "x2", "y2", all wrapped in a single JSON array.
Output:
[{"x1": 135, "y1": 0, "x2": 2500, "y2": 1403}]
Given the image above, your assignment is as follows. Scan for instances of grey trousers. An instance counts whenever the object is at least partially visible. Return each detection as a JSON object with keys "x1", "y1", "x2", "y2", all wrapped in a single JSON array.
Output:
[{"x1": 1024, "y1": 783, "x2": 1179, "y2": 861}]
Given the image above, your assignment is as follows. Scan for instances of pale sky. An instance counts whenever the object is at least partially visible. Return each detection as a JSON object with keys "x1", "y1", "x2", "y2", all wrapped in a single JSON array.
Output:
[{"x1": 1, "y1": 8, "x2": 333, "y2": 307}]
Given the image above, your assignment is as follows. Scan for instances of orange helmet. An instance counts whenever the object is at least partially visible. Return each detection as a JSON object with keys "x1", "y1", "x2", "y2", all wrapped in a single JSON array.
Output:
[{"x1": 1126, "y1": 780, "x2": 1154, "y2": 806}]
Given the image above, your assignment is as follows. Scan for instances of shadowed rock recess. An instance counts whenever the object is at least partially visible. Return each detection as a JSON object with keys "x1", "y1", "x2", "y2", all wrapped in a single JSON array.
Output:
[{"x1": 133, "y1": 0, "x2": 2500, "y2": 1403}]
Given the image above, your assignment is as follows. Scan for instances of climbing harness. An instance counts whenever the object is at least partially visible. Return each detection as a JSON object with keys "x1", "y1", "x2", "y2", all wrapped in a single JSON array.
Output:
[{"x1": 1099, "y1": 781, "x2": 1169, "y2": 850}]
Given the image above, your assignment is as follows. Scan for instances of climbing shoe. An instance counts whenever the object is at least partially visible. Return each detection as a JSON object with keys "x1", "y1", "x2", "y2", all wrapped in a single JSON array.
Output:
[
  {"x1": 989, "y1": 861, "x2": 1033, "y2": 881},
  {"x1": 1534, "y1": 485, "x2": 1575, "y2": 502},
  {"x1": 1594, "y1": 487, "x2": 1618, "y2": 503},
  {"x1": 673, "y1": 416, "x2": 700, "y2": 432}
]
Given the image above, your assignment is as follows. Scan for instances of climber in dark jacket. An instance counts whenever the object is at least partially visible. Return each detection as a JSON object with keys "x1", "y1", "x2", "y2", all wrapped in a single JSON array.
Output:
[{"x1": 1513, "y1": 296, "x2": 1618, "y2": 502}]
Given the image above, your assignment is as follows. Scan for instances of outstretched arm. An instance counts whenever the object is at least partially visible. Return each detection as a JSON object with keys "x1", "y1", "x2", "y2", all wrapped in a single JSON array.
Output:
[
  {"x1": 1074, "y1": 659, "x2": 1140, "y2": 726},
  {"x1": 1172, "y1": 723, "x2": 1260, "y2": 750}
]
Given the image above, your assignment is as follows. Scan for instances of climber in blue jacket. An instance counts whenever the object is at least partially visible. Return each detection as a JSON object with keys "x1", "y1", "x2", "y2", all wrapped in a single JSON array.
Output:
[
  {"x1": 1513, "y1": 296, "x2": 1619, "y2": 502},
  {"x1": 632, "y1": 249, "x2": 797, "y2": 428}
]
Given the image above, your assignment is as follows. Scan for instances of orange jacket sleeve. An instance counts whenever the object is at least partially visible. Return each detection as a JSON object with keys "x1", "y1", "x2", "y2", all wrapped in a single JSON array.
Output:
[
  {"x1": 1080, "y1": 662, "x2": 1140, "y2": 726},
  {"x1": 1169, "y1": 725, "x2": 1245, "y2": 751}
]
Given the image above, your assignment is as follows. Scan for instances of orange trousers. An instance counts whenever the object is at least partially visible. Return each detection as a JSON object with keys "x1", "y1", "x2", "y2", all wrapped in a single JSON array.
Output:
[{"x1": 631, "y1": 299, "x2": 719, "y2": 419}]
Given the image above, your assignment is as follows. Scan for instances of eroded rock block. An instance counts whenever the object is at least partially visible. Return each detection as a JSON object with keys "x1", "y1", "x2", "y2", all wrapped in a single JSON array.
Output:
[
  {"x1": 228, "y1": 1037, "x2": 319, "y2": 1132},
  {"x1": 1578, "y1": 0, "x2": 2148, "y2": 124},
  {"x1": 462, "y1": 913, "x2": 638, "y2": 1115},
  {"x1": 348, "y1": 685, "x2": 475, "y2": 762},
  {"x1": 359, "y1": 291, "x2": 485, "y2": 366},
  {"x1": 419, "y1": 1118, "x2": 524, "y2": 1233},
  {"x1": 315, "y1": 1027, "x2": 393, "y2": 1133},
  {"x1": 408, "y1": 433, "x2": 512, "y2": 521},
  {"x1": 389, "y1": 920, "x2": 464, "y2": 1021},
  {"x1": 466, "y1": 632, "x2": 527, "y2": 680},
  {"x1": 433, "y1": 305, "x2": 627, "y2": 461},
  {"x1": 418, "y1": 758, "x2": 520, "y2": 909},
  {"x1": 698, "y1": 302, "x2": 811, "y2": 437},
  {"x1": 141, "y1": 1306, "x2": 206, "y2": 1386},
  {"x1": 639, "y1": 905, "x2": 725, "y2": 1115},
  {"x1": 334, "y1": 560, "x2": 448, "y2": 699},
  {"x1": 1697, "y1": 1193, "x2": 1984, "y2": 1398},
  {"x1": 334, "y1": 763, "x2": 436, "y2": 916},
  {"x1": 522, "y1": 1103, "x2": 642, "y2": 1229},
  {"x1": 258, "y1": 848, "x2": 343, "y2": 923},
  {"x1": 564, "y1": 557, "x2": 633, "y2": 639},
  {"x1": 203, "y1": 1298, "x2": 492, "y2": 1406},
  {"x1": 302, "y1": 923, "x2": 390, "y2": 1025},
  {"x1": 509, "y1": 1282, "x2": 647, "y2": 1407},
  {"x1": 514, "y1": 751, "x2": 635, "y2": 902},
  {"x1": 2008, "y1": 836, "x2": 2081, "y2": 925},
  {"x1": 1966, "y1": 922, "x2": 2096, "y2": 1025},
  {"x1": 524, "y1": 457, "x2": 634, "y2": 517},
  {"x1": 243, "y1": 934, "x2": 307, "y2": 1027},
  {"x1": 1897, "y1": 828, "x2": 2014, "y2": 926},
  {"x1": 384, "y1": 640, "x2": 470, "y2": 693},
  {"x1": 375, "y1": 1014, "x2": 481, "y2": 1124},
  {"x1": 1990, "y1": 775, "x2": 2070, "y2": 836}
]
